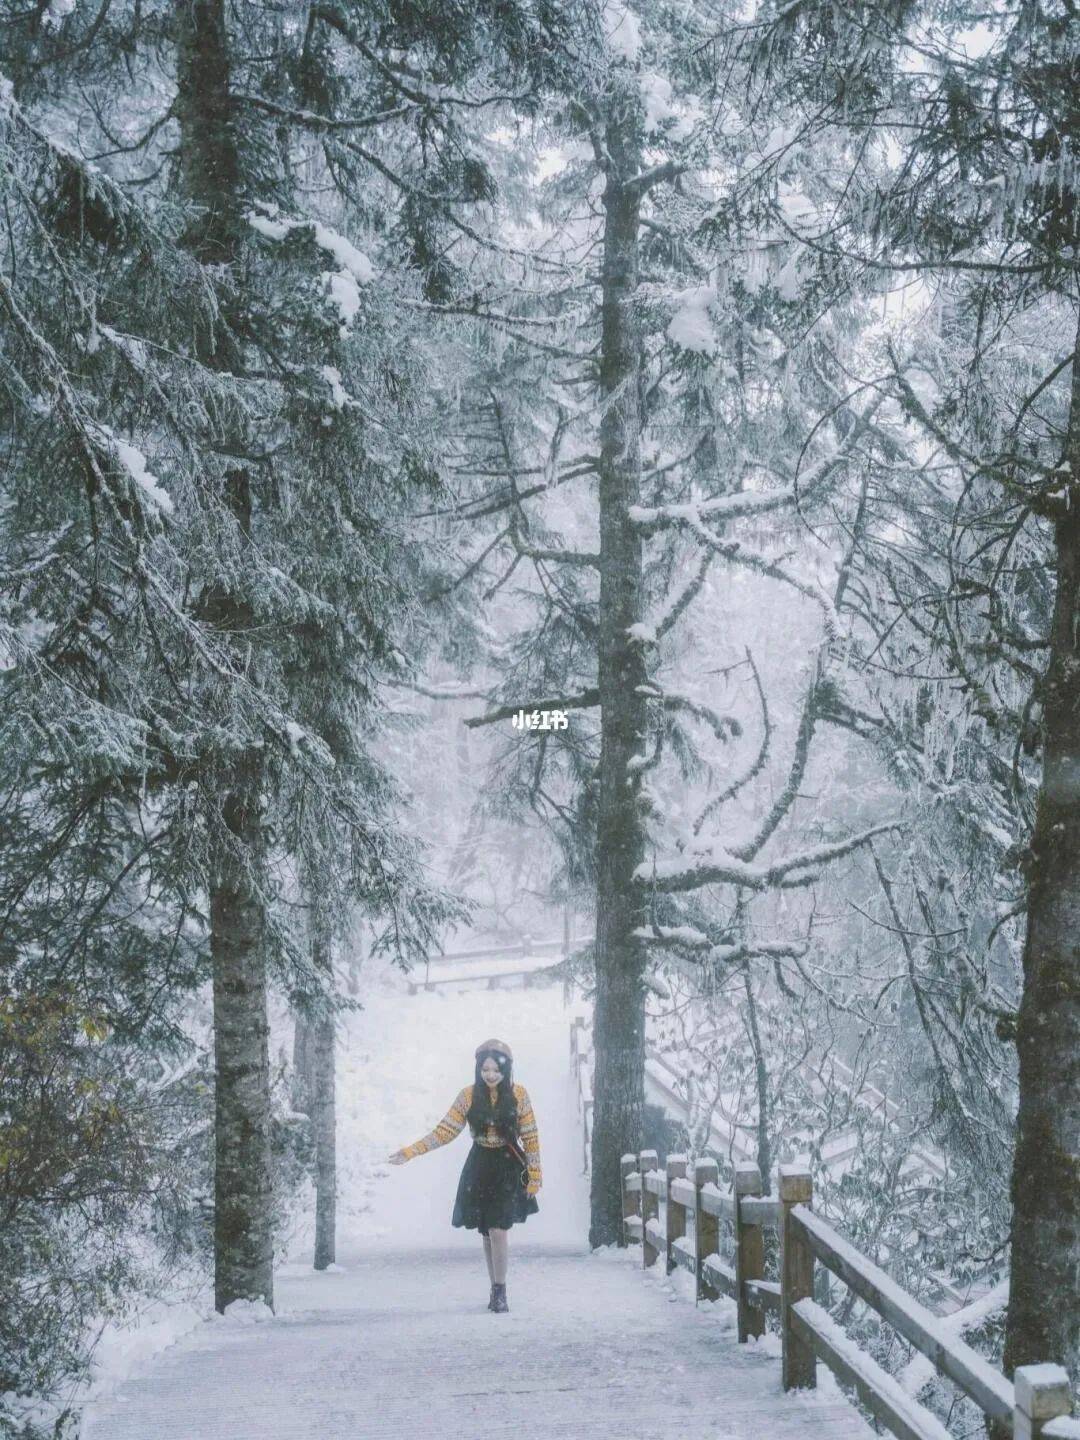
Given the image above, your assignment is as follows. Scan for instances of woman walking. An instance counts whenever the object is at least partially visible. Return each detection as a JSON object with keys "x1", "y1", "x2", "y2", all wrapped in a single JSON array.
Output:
[{"x1": 388, "y1": 1038, "x2": 541, "y2": 1312}]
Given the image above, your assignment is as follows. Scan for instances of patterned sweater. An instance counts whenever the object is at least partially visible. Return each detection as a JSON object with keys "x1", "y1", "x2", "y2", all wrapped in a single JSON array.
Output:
[{"x1": 400, "y1": 1082, "x2": 542, "y2": 1194}]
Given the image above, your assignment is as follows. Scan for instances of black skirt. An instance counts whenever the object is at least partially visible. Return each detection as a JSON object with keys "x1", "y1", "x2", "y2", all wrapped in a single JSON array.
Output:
[{"x1": 452, "y1": 1142, "x2": 539, "y2": 1236}]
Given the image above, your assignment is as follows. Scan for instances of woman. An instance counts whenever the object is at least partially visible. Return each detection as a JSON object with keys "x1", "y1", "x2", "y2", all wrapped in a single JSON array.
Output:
[{"x1": 388, "y1": 1038, "x2": 541, "y2": 1313}]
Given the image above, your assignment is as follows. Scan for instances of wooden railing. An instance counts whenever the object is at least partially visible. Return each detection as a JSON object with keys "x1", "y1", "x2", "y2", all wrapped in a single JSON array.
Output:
[
  {"x1": 571, "y1": 1014, "x2": 992, "y2": 1316},
  {"x1": 617, "y1": 1148, "x2": 1078, "y2": 1440},
  {"x1": 405, "y1": 935, "x2": 589, "y2": 995},
  {"x1": 570, "y1": 1010, "x2": 592, "y2": 1174}
]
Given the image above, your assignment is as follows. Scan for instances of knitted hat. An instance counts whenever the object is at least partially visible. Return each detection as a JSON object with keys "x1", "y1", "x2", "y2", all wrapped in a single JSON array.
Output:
[{"x1": 475, "y1": 1038, "x2": 513, "y2": 1062}]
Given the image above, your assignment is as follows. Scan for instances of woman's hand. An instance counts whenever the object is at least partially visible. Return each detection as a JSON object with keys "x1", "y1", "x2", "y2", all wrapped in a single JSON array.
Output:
[{"x1": 387, "y1": 1150, "x2": 408, "y2": 1165}]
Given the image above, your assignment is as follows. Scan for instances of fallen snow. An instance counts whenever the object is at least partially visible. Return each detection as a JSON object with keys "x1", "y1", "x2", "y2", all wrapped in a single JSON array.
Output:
[
  {"x1": 1045, "y1": 1420, "x2": 1080, "y2": 1440},
  {"x1": 43, "y1": 0, "x2": 76, "y2": 28},
  {"x1": 641, "y1": 72, "x2": 673, "y2": 129},
  {"x1": 639, "y1": 74, "x2": 703, "y2": 137},
  {"x1": 91, "y1": 423, "x2": 174, "y2": 515},
  {"x1": 246, "y1": 210, "x2": 374, "y2": 283},
  {"x1": 794, "y1": 1207, "x2": 1014, "y2": 1417},
  {"x1": 320, "y1": 365, "x2": 349, "y2": 409},
  {"x1": 627, "y1": 621, "x2": 657, "y2": 643},
  {"x1": 247, "y1": 212, "x2": 294, "y2": 241},
  {"x1": 777, "y1": 183, "x2": 818, "y2": 228},
  {"x1": 602, "y1": 0, "x2": 642, "y2": 59},
  {"x1": 99, "y1": 324, "x2": 149, "y2": 369},
  {"x1": 246, "y1": 208, "x2": 373, "y2": 336},
  {"x1": 325, "y1": 271, "x2": 361, "y2": 335},
  {"x1": 632, "y1": 923, "x2": 711, "y2": 949},
  {"x1": 312, "y1": 223, "x2": 374, "y2": 284},
  {"x1": 211, "y1": 1298, "x2": 274, "y2": 1326},
  {"x1": 667, "y1": 284, "x2": 718, "y2": 356}
]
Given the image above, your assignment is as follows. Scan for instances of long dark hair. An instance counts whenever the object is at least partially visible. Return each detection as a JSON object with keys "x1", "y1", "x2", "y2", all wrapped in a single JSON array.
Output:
[{"x1": 467, "y1": 1048, "x2": 519, "y2": 1141}]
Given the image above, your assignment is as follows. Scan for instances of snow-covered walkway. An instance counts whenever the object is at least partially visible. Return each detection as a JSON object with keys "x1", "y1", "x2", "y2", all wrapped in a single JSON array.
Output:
[
  {"x1": 83, "y1": 1242, "x2": 874, "y2": 1440},
  {"x1": 81, "y1": 963, "x2": 875, "y2": 1440}
]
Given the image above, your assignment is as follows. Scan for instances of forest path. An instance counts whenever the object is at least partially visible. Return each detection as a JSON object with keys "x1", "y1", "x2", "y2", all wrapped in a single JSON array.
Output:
[
  {"x1": 81, "y1": 1241, "x2": 874, "y2": 1440},
  {"x1": 81, "y1": 963, "x2": 874, "y2": 1439}
]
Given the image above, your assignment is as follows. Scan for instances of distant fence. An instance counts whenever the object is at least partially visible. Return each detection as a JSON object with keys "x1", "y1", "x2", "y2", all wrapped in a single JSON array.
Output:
[
  {"x1": 570, "y1": 1011, "x2": 593, "y2": 1174},
  {"x1": 406, "y1": 934, "x2": 589, "y2": 995},
  {"x1": 432, "y1": 935, "x2": 568, "y2": 964},
  {"x1": 572, "y1": 1021, "x2": 1079, "y2": 1440}
]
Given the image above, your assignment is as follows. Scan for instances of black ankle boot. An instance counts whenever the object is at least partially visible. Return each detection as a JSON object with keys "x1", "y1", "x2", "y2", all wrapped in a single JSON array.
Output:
[
  {"x1": 491, "y1": 1283, "x2": 509, "y2": 1313},
  {"x1": 487, "y1": 1283, "x2": 496, "y2": 1311}
]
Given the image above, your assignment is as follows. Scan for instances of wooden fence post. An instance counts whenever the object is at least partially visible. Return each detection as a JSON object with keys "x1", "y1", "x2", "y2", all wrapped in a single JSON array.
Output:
[
  {"x1": 570, "y1": 1015, "x2": 585, "y2": 1064},
  {"x1": 665, "y1": 1155, "x2": 688, "y2": 1275},
  {"x1": 779, "y1": 1164, "x2": 815, "y2": 1391},
  {"x1": 1014, "y1": 1365, "x2": 1073, "y2": 1440},
  {"x1": 640, "y1": 1149, "x2": 659, "y2": 1268},
  {"x1": 734, "y1": 1161, "x2": 765, "y2": 1342},
  {"x1": 621, "y1": 1153, "x2": 639, "y2": 1245},
  {"x1": 693, "y1": 1158, "x2": 719, "y2": 1301}
]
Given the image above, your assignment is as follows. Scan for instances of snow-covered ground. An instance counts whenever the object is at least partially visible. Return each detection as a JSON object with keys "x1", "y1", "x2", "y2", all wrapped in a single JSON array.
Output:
[{"x1": 78, "y1": 960, "x2": 873, "y2": 1439}]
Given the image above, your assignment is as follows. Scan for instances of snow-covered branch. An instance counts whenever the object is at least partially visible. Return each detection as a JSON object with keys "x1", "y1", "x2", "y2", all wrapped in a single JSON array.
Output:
[{"x1": 635, "y1": 820, "x2": 902, "y2": 894}]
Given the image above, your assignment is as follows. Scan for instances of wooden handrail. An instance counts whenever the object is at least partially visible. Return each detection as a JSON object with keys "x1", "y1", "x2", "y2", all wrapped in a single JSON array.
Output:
[
  {"x1": 432, "y1": 933, "x2": 588, "y2": 963},
  {"x1": 568, "y1": 1021, "x2": 1075, "y2": 1438},
  {"x1": 611, "y1": 1137, "x2": 1075, "y2": 1440},
  {"x1": 792, "y1": 1202, "x2": 1013, "y2": 1422}
]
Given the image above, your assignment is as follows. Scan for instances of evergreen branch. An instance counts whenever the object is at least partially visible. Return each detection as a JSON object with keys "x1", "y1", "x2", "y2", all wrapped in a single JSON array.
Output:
[
  {"x1": 234, "y1": 93, "x2": 414, "y2": 131},
  {"x1": 307, "y1": 5, "x2": 537, "y2": 110},
  {"x1": 508, "y1": 535, "x2": 600, "y2": 567},
  {"x1": 655, "y1": 551, "x2": 712, "y2": 640},
  {"x1": 387, "y1": 680, "x2": 487, "y2": 700},
  {"x1": 678, "y1": 512, "x2": 841, "y2": 640},
  {"x1": 623, "y1": 161, "x2": 687, "y2": 198},
  {"x1": 650, "y1": 686, "x2": 741, "y2": 745}
]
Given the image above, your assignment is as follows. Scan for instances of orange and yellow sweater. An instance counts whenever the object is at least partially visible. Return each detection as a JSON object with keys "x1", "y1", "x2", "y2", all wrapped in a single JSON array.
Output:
[{"x1": 400, "y1": 1082, "x2": 542, "y2": 1196}]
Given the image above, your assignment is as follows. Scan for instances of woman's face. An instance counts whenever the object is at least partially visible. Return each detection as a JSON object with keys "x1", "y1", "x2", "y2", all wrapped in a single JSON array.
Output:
[{"x1": 480, "y1": 1056, "x2": 503, "y2": 1087}]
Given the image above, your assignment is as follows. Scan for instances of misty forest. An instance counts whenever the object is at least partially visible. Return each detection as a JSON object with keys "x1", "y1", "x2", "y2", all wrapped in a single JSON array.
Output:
[{"x1": 1, "y1": 0, "x2": 1078, "y2": 1437}]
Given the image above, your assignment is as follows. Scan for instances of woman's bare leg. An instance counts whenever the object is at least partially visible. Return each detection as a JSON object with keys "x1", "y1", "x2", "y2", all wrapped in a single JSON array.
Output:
[
  {"x1": 489, "y1": 1227, "x2": 509, "y2": 1283},
  {"x1": 482, "y1": 1234, "x2": 495, "y2": 1283}
]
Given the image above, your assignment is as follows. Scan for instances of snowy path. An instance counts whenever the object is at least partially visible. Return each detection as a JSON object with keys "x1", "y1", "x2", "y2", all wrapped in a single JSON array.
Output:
[
  {"x1": 83, "y1": 1243, "x2": 874, "y2": 1440},
  {"x1": 81, "y1": 965, "x2": 875, "y2": 1440}
]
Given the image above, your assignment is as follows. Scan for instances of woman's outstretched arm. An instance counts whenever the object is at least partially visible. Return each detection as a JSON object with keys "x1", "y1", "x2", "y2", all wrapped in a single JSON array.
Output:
[
  {"x1": 388, "y1": 1086, "x2": 472, "y2": 1162},
  {"x1": 516, "y1": 1086, "x2": 542, "y2": 1195}
]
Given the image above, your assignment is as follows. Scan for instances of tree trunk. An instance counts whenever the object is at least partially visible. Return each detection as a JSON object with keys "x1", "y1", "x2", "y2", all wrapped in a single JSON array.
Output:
[
  {"x1": 292, "y1": 1012, "x2": 313, "y2": 1115},
  {"x1": 310, "y1": 925, "x2": 337, "y2": 1271},
  {"x1": 1002, "y1": 315, "x2": 1080, "y2": 1389},
  {"x1": 211, "y1": 780, "x2": 274, "y2": 1312},
  {"x1": 176, "y1": 0, "x2": 275, "y2": 1312},
  {"x1": 589, "y1": 101, "x2": 650, "y2": 1249},
  {"x1": 742, "y1": 961, "x2": 772, "y2": 1195}
]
